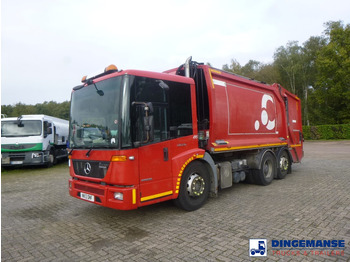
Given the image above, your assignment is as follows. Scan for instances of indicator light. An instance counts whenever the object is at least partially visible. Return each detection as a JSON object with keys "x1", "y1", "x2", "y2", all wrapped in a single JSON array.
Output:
[{"x1": 111, "y1": 155, "x2": 127, "y2": 162}]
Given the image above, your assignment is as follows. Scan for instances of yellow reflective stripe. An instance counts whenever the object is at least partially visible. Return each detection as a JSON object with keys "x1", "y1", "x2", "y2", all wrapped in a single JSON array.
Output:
[
  {"x1": 175, "y1": 153, "x2": 204, "y2": 195},
  {"x1": 290, "y1": 144, "x2": 302, "y2": 148},
  {"x1": 132, "y1": 189, "x2": 136, "y2": 204},
  {"x1": 209, "y1": 68, "x2": 223, "y2": 89},
  {"x1": 214, "y1": 142, "x2": 288, "y2": 152},
  {"x1": 141, "y1": 190, "x2": 173, "y2": 202},
  {"x1": 209, "y1": 69, "x2": 215, "y2": 89},
  {"x1": 210, "y1": 69, "x2": 222, "y2": 75}
]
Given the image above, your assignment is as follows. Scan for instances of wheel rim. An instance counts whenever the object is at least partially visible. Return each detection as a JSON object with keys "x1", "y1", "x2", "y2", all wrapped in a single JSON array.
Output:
[
  {"x1": 187, "y1": 173, "x2": 205, "y2": 197},
  {"x1": 280, "y1": 155, "x2": 289, "y2": 172},
  {"x1": 49, "y1": 154, "x2": 54, "y2": 164},
  {"x1": 263, "y1": 159, "x2": 273, "y2": 179}
]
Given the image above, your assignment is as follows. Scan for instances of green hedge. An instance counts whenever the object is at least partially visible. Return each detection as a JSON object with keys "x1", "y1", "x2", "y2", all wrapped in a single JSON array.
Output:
[{"x1": 303, "y1": 124, "x2": 350, "y2": 140}]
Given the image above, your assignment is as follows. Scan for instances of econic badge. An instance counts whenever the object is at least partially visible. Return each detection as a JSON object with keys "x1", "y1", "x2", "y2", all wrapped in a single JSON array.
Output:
[{"x1": 250, "y1": 239, "x2": 267, "y2": 257}]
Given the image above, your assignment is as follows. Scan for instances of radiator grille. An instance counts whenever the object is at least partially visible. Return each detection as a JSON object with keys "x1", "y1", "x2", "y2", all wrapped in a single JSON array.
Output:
[
  {"x1": 72, "y1": 160, "x2": 110, "y2": 179},
  {"x1": 2, "y1": 144, "x2": 37, "y2": 150}
]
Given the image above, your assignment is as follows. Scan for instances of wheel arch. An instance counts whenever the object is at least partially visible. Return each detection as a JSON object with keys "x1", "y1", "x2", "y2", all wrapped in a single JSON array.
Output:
[
  {"x1": 198, "y1": 152, "x2": 218, "y2": 197},
  {"x1": 259, "y1": 148, "x2": 276, "y2": 169},
  {"x1": 246, "y1": 148, "x2": 277, "y2": 171},
  {"x1": 172, "y1": 150, "x2": 218, "y2": 199}
]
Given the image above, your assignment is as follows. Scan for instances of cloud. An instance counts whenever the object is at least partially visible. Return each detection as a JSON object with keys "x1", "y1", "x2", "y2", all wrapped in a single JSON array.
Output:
[{"x1": 2, "y1": 0, "x2": 350, "y2": 105}]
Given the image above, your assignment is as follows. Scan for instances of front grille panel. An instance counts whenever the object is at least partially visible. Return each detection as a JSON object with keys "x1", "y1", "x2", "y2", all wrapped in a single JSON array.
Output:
[
  {"x1": 2, "y1": 144, "x2": 37, "y2": 150},
  {"x1": 9, "y1": 153, "x2": 26, "y2": 161},
  {"x1": 75, "y1": 184, "x2": 104, "y2": 196},
  {"x1": 72, "y1": 160, "x2": 110, "y2": 179}
]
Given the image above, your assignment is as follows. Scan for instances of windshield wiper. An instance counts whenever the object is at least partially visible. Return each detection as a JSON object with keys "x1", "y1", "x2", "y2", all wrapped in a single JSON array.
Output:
[
  {"x1": 87, "y1": 79, "x2": 104, "y2": 96},
  {"x1": 86, "y1": 147, "x2": 93, "y2": 157}
]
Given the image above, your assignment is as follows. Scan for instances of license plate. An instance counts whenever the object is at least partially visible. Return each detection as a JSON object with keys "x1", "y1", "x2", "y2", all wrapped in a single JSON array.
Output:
[
  {"x1": 11, "y1": 161, "x2": 23, "y2": 165},
  {"x1": 80, "y1": 192, "x2": 94, "y2": 202}
]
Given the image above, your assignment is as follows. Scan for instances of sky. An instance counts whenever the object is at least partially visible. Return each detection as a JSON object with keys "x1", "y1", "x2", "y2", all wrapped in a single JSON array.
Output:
[{"x1": 1, "y1": 0, "x2": 350, "y2": 105}]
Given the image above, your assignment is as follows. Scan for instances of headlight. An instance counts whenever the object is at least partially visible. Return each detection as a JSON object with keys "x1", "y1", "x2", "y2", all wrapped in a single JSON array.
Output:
[{"x1": 114, "y1": 192, "x2": 123, "y2": 201}]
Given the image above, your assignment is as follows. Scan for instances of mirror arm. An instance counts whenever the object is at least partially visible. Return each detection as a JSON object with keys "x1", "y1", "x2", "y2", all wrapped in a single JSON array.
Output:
[{"x1": 143, "y1": 106, "x2": 150, "y2": 144}]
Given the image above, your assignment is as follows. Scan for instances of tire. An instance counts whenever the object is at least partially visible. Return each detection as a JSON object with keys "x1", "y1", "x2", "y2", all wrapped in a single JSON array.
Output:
[
  {"x1": 244, "y1": 170, "x2": 256, "y2": 184},
  {"x1": 252, "y1": 151, "x2": 276, "y2": 186},
  {"x1": 174, "y1": 161, "x2": 210, "y2": 211},
  {"x1": 46, "y1": 150, "x2": 56, "y2": 168},
  {"x1": 276, "y1": 148, "x2": 290, "y2": 179}
]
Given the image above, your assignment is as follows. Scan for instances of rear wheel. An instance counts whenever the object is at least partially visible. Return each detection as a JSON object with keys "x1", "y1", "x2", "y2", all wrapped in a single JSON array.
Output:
[
  {"x1": 253, "y1": 151, "x2": 276, "y2": 186},
  {"x1": 174, "y1": 161, "x2": 210, "y2": 211},
  {"x1": 276, "y1": 149, "x2": 290, "y2": 179},
  {"x1": 244, "y1": 170, "x2": 256, "y2": 184}
]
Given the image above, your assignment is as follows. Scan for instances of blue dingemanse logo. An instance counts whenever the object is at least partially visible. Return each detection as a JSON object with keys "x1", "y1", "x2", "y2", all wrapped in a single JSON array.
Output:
[{"x1": 250, "y1": 239, "x2": 267, "y2": 257}]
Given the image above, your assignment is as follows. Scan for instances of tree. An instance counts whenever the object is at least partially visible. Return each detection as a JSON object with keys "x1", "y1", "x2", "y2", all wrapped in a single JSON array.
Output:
[
  {"x1": 273, "y1": 37, "x2": 329, "y2": 125},
  {"x1": 219, "y1": 20, "x2": 349, "y2": 125},
  {"x1": 255, "y1": 63, "x2": 281, "y2": 85},
  {"x1": 314, "y1": 21, "x2": 350, "y2": 124},
  {"x1": 222, "y1": 59, "x2": 242, "y2": 74},
  {"x1": 300, "y1": 36, "x2": 327, "y2": 125},
  {"x1": 273, "y1": 41, "x2": 304, "y2": 96},
  {"x1": 241, "y1": 60, "x2": 262, "y2": 79},
  {"x1": 222, "y1": 59, "x2": 280, "y2": 85},
  {"x1": 1, "y1": 101, "x2": 70, "y2": 120}
]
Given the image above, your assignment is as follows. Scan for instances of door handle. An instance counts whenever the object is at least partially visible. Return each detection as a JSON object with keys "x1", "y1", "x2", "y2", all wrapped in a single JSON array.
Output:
[{"x1": 163, "y1": 148, "x2": 168, "y2": 161}]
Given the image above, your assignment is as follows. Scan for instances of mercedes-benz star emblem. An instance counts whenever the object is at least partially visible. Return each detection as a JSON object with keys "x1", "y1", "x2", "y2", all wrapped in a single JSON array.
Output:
[{"x1": 84, "y1": 162, "x2": 92, "y2": 175}]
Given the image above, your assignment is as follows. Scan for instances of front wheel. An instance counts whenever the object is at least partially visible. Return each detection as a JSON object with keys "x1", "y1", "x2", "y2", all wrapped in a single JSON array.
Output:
[
  {"x1": 46, "y1": 150, "x2": 56, "y2": 168},
  {"x1": 174, "y1": 161, "x2": 210, "y2": 211}
]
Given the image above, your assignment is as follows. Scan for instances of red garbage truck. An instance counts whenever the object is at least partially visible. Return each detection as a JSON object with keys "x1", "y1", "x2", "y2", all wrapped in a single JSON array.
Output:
[{"x1": 68, "y1": 57, "x2": 303, "y2": 211}]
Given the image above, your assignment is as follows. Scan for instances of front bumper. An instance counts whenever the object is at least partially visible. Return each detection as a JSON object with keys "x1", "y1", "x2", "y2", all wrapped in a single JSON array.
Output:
[
  {"x1": 1, "y1": 151, "x2": 49, "y2": 166},
  {"x1": 69, "y1": 178, "x2": 138, "y2": 210}
]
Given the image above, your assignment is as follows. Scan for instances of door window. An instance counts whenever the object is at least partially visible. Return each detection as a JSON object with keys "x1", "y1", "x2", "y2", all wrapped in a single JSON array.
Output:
[{"x1": 130, "y1": 76, "x2": 192, "y2": 145}]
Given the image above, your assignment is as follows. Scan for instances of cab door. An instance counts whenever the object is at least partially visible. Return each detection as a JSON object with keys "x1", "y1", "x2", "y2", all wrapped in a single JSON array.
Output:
[
  {"x1": 138, "y1": 106, "x2": 173, "y2": 203},
  {"x1": 130, "y1": 77, "x2": 173, "y2": 203},
  {"x1": 130, "y1": 76, "x2": 194, "y2": 204}
]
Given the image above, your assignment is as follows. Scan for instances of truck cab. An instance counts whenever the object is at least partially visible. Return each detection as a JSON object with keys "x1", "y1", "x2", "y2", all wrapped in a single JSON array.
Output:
[
  {"x1": 1, "y1": 115, "x2": 69, "y2": 167},
  {"x1": 68, "y1": 66, "x2": 203, "y2": 210}
]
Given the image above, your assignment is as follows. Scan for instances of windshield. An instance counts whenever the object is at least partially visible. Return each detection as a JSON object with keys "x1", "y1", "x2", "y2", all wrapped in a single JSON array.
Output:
[
  {"x1": 1, "y1": 120, "x2": 42, "y2": 137},
  {"x1": 69, "y1": 76, "x2": 123, "y2": 149}
]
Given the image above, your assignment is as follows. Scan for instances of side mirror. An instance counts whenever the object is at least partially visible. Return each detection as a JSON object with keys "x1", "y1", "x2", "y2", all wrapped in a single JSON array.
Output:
[
  {"x1": 76, "y1": 129, "x2": 83, "y2": 138},
  {"x1": 44, "y1": 121, "x2": 52, "y2": 138},
  {"x1": 143, "y1": 103, "x2": 154, "y2": 143},
  {"x1": 46, "y1": 127, "x2": 52, "y2": 135},
  {"x1": 132, "y1": 102, "x2": 154, "y2": 144}
]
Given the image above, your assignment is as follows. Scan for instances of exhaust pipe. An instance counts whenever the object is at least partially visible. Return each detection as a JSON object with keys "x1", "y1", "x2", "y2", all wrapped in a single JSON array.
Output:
[{"x1": 184, "y1": 56, "x2": 192, "y2": 77}]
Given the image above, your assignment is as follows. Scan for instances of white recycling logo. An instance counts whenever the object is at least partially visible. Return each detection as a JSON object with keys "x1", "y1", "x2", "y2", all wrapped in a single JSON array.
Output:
[{"x1": 254, "y1": 94, "x2": 275, "y2": 131}]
